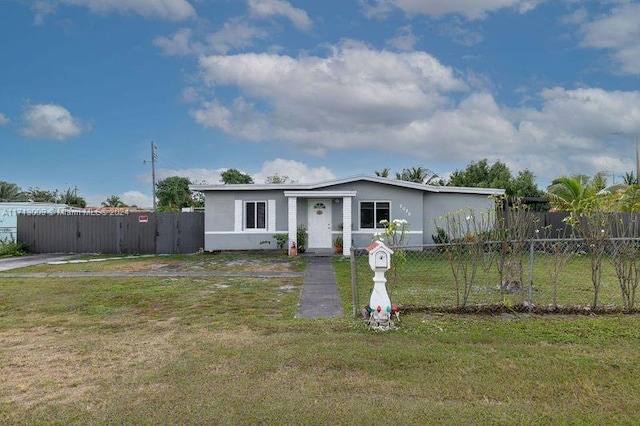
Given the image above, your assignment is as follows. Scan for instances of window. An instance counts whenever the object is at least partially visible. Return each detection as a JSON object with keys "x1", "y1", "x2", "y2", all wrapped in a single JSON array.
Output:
[
  {"x1": 245, "y1": 201, "x2": 266, "y2": 229},
  {"x1": 360, "y1": 201, "x2": 390, "y2": 229}
]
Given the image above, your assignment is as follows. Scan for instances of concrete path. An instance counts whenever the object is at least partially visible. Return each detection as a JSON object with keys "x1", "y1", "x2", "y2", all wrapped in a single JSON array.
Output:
[
  {"x1": 0, "y1": 254, "x2": 78, "y2": 272},
  {"x1": 296, "y1": 256, "x2": 343, "y2": 319}
]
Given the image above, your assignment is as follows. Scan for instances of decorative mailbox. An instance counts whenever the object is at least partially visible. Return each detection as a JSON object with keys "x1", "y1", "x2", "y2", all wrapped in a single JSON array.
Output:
[
  {"x1": 365, "y1": 240, "x2": 396, "y2": 330},
  {"x1": 370, "y1": 248, "x2": 391, "y2": 270}
]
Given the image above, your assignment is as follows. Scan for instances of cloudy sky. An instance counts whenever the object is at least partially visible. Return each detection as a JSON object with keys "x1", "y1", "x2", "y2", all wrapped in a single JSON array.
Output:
[{"x1": 1, "y1": 0, "x2": 640, "y2": 207}]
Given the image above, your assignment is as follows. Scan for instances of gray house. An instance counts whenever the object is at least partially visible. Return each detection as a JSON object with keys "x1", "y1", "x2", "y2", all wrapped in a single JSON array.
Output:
[{"x1": 190, "y1": 175, "x2": 504, "y2": 256}]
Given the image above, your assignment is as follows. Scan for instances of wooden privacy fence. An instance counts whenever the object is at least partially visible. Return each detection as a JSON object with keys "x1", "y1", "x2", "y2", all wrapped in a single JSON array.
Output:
[{"x1": 17, "y1": 212, "x2": 204, "y2": 254}]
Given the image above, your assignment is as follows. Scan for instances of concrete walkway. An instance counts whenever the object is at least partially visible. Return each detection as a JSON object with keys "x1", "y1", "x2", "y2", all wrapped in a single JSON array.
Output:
[
  {"x1": 0, "y1": 254, "x2": 78, "y2": 272},
  {"x1": 296, "y1": 256, "x2": 343, "y2": 319}
]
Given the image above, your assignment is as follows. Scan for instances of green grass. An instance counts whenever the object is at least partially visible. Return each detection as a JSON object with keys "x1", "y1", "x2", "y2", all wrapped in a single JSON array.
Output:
[
  {"x1": 1, "y1": 254, "x2": 640, "y2": 424},
  {"x1": 345, "y1": 250, "x2": 634, "y2": 312}
]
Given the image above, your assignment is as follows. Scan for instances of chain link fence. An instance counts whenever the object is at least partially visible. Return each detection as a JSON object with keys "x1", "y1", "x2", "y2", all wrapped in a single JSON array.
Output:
[{"x1": 350, "y1": 238, "x2": 640, "y2": 316}]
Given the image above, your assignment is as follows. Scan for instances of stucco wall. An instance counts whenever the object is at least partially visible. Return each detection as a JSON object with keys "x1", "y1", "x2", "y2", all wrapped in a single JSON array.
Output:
[
  {"x1": 317, "y1": 181, "x2": 424, "y2": 248},
  {"x1": 201, "y1": 181, "x2": 498, "y2": 251},
  {"x1": 204, "y1": 190, "x2": 289, "y2": 251},
  {"x1": 423, "y1": 192, "x2": 496, "y2": 243}
]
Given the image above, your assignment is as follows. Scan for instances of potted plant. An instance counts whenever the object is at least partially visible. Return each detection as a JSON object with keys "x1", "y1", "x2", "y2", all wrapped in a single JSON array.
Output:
[
  {"x1": 333, "y1": 235, "x2": 343, "y2": 254},
  {"x1": 297, "y1": 225, "x2": 307, "y2": 253}
]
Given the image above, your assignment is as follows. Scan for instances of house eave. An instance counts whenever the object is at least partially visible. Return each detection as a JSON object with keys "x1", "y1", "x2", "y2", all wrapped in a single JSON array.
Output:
[
  {"x1": 190, "y1": 174, "x2": 505, "y2": 196},
  {"x1": 284, "y1": 191, "x2": 357, "y2": 198}
]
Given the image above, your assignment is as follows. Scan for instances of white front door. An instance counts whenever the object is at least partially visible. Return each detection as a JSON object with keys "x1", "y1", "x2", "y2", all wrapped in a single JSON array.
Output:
[{"x1": 307, "y1": 199, "x2": 332, "y2": 248}]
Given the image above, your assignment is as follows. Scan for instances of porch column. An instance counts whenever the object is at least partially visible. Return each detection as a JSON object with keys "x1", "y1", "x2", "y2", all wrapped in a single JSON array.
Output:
[
  {"x1": 288, "y1": 196, "x2": 297, "y2": 255},
  {"x1": 342, "y1": 196, "x2": 352, "y2": 257}
]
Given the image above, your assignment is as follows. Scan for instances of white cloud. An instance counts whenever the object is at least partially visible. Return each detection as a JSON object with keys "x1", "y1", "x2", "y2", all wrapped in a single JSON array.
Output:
[
  {"x1": 576, "y1": 3, "x2": 640, "y2": 75},
  {"x1": 187, "y1": 40, "x2": 640, "y2": 186},
  {"x1": 248, "y1": 0, "x2": 312, "y2": 31},
  {"x1": 387, "y1": 25, "x2": 419, "y2": 51},
  {"x1": 148, "y1": 167, "x2": 228, "y2": 185},
  {"x1": 206, "y1": 17, "x2": 269, "y2": 54},
  {"x1": 154, "y1": 28, "x2": 202, "y2": 56},
  {"x1": 363, "y1": 0, "x2": 544, "y2": 20},
  {"x1": 20, "y1": 104, "x2": 86, "y2": 141},
  {"x1": 194, "y1": 41, "x2": 466, "y2": 141},
  {"x1": 0, "y1": 113, "x2": 9, "y2": 125},
  {"x1": 254, "y1": 159, "x2": 336, "y2": 183},
  {"x1": 139, "y1": 161, "x2": 334, "y2": 187},
  {"x1": 121, "y1": 191, "x2": 153, "y2": 208},
  {"x1": 35, "y1": 0, "x2": 195, "y2": 23}
]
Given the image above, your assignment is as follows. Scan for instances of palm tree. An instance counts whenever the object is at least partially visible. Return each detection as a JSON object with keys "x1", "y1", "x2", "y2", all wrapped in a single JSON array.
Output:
[
  {"x1": 0, "y1": 181, "x2": 25, "y2": 202},
  {"x1": 396, "y1": 166, "x2": 439, "y2": 185},
  {"x1": 622, "y1": 171, "x2": 637, "y2": 186},
  {"x1": 617, "y1": 186, "x2": 640, "y2": 212},
  {"x1": 101, "y1": 195, "x2": 127, "y2": 207},
  {"x1": 374, "y1": 168, "x2": 390, "y2": 178},
  {"x1": 546, "y1": 173, "x2": 605, "y2": 211}
]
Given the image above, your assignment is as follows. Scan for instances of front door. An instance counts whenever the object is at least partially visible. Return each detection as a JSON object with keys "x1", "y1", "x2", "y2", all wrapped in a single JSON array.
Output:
[{"x1": 307, "y1": 199, "x2": 332, "y2": 248}]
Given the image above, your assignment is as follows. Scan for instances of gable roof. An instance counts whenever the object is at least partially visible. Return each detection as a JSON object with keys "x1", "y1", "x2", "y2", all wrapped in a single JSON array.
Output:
[{"x1": 190, "y1": 174, "x2": 505, "y2": 196}]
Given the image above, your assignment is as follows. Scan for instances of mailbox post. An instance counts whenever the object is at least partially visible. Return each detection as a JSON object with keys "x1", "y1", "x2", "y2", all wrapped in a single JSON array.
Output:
[{"x1": 365, "y1": 240, "x2": 395, "y2": 329}]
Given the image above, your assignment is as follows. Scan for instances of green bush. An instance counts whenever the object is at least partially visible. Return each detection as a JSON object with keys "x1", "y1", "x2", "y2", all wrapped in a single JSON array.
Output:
[{"x1": 0, "y1": 239, "x2": 30, "y2": 257}]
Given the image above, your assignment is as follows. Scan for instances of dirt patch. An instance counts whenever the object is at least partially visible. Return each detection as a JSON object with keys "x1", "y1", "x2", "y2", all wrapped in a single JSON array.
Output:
[{"x1": 0, "y1": 322, "x2": 260, "y2": 410}]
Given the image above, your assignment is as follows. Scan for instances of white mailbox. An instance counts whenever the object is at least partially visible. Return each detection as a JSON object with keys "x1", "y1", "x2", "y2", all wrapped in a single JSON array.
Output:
[
  {"x1": 365, "y1": 240, "x2": 396, "y2": 330},
  {"x1": 366, "y1": 241, "x2": 393, "y2": 271}
]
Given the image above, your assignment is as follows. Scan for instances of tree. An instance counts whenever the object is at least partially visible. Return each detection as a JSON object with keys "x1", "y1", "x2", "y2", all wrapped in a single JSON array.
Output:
[
  {"x1": 449, "y1": 159, "x2": 510, "y2": 190},
  {"x1": 101, "y1": 195, "x2": 127, "y2": 207},
  {"x1": 545, "y1": 174, "x2": 602, "y2": 212},
  {"x1": 374, "y1": 168, "x2": 391, "y2": 177},
  {"x1": 220, "y1": 169, "x2": 254, "y2": 184},
  {"x1": 265, "y1": 173, "x2": 294, "y2": 184},
  {"x1": 448, "y1": 159, "x2": 543, "y2": 198},
  {"x1": 23, "y1": 187, "x2": 57, "y2": 203},
  {"x1": 0, "y1": 181, "x2": 25, "y2": 202},
  {"x1": 58, "y1": 187, "x2": 87, "y2": 208},
  {"x1": 622, "y1": 171, "x2": 637, "y2": 186},
  {"x1": 395, "y1": 166, "x2": 440, "y2": 185},
  {"x1": 156, "y1": 176, "x2": 194, "y2": 211},
  {"x1": 509, "y1": 170, "x2": 545, "y2": 198}
]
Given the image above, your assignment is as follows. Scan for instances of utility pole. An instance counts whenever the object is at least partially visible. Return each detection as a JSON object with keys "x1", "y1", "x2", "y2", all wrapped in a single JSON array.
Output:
[
  {"x1": 151, "y1": 141, "x2": 157, "y2": 211},
  {"x1": 636, "y1": 136, "x2": 640, "y2": 185}
]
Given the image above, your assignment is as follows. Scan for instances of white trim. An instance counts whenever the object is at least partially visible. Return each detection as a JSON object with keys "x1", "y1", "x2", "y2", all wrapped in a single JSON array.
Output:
[
  {"x1": 288, "y1": 197, "x2": 297, "y2": 255},
  {"x1": 351, "y1": 230, "x2": 423, "y2": 234},
  {"x1": 206, "y1": 231, "x2": 280, "y2": 235},
  {"x1": 244, "y1": 200, "x2": 268, "y2": 230},
  {"x1": 234, "y1": 200, "x2": 242, "y2": 232},
  {"x1": 342, "y1": 196, "x2": 352, "y2": 256},
  {"x1": 268, "y1": 199, "x2": 276, "y2": 232},
  {"x1": 284, "y1": 190, "x2": 356, "y2": 198},
  {"x1": 192, "y1": 175, "x2": 504, "y2": 196},
  {"x1": 358, "y1": 200, "x2": 391, "y2": 230}
]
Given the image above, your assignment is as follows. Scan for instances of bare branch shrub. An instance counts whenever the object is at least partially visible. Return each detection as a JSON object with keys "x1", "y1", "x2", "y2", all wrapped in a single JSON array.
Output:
[
  {"x1": 442, "y1": 208, "x2": 495, "y2": 308},
  {"x1": 540, "y1": 225, "x2": 575, "y2": 308},
  {"x1": 607, "y1": 215, "x2": 640, "y2": 312},
  {"x1": 493, "y1": 197, "x2": 540, "y2": 298}
]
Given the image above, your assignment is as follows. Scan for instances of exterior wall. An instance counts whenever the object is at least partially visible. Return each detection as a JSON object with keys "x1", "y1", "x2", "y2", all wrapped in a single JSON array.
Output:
[
  {"x1": 204, "y1": 190, "x2": 289, "y2": 251},
  {"x1": 423, "y1": 192, "x2": 496, "y2": 243},
  {"x1": 200, "y1": 180, "x2": 499, "y2": 252},
  {"x1": 317, "y1": 181, "x2": 424, "y2": 248}
]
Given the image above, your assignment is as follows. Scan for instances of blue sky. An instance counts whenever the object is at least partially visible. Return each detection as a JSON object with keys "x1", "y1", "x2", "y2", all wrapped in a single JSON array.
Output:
[{"x1": 1, "y1": 0, "x2": 640, "y2": 207}]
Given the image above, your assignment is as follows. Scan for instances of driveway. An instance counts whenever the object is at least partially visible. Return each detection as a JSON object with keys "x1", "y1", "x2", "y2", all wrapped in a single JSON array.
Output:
[{"x1": 0, "y1": 254, "x2": 78, "y2": 272}]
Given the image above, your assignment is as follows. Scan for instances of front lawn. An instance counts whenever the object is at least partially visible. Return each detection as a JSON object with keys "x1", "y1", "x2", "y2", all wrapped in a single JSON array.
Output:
[{"x1": 1, "y1": 252, "x2": 639, "y2": 424}]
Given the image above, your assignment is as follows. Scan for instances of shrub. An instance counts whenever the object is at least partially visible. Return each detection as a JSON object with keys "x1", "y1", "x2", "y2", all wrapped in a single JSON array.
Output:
[{"x1": 0, "y1": 239, "x2": 30, "y2": 257}]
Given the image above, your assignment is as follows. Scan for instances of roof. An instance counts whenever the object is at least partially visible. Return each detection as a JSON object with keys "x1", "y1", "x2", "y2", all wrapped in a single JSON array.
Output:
[{"x1": 190, "y1": 174, "x2": 505, "y2": 196}]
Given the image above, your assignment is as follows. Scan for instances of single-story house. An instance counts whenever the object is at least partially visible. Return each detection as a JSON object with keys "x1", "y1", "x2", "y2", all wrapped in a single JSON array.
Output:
[{"x1": 190, "y1": 175, "x2": 504, "y2": 256}]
